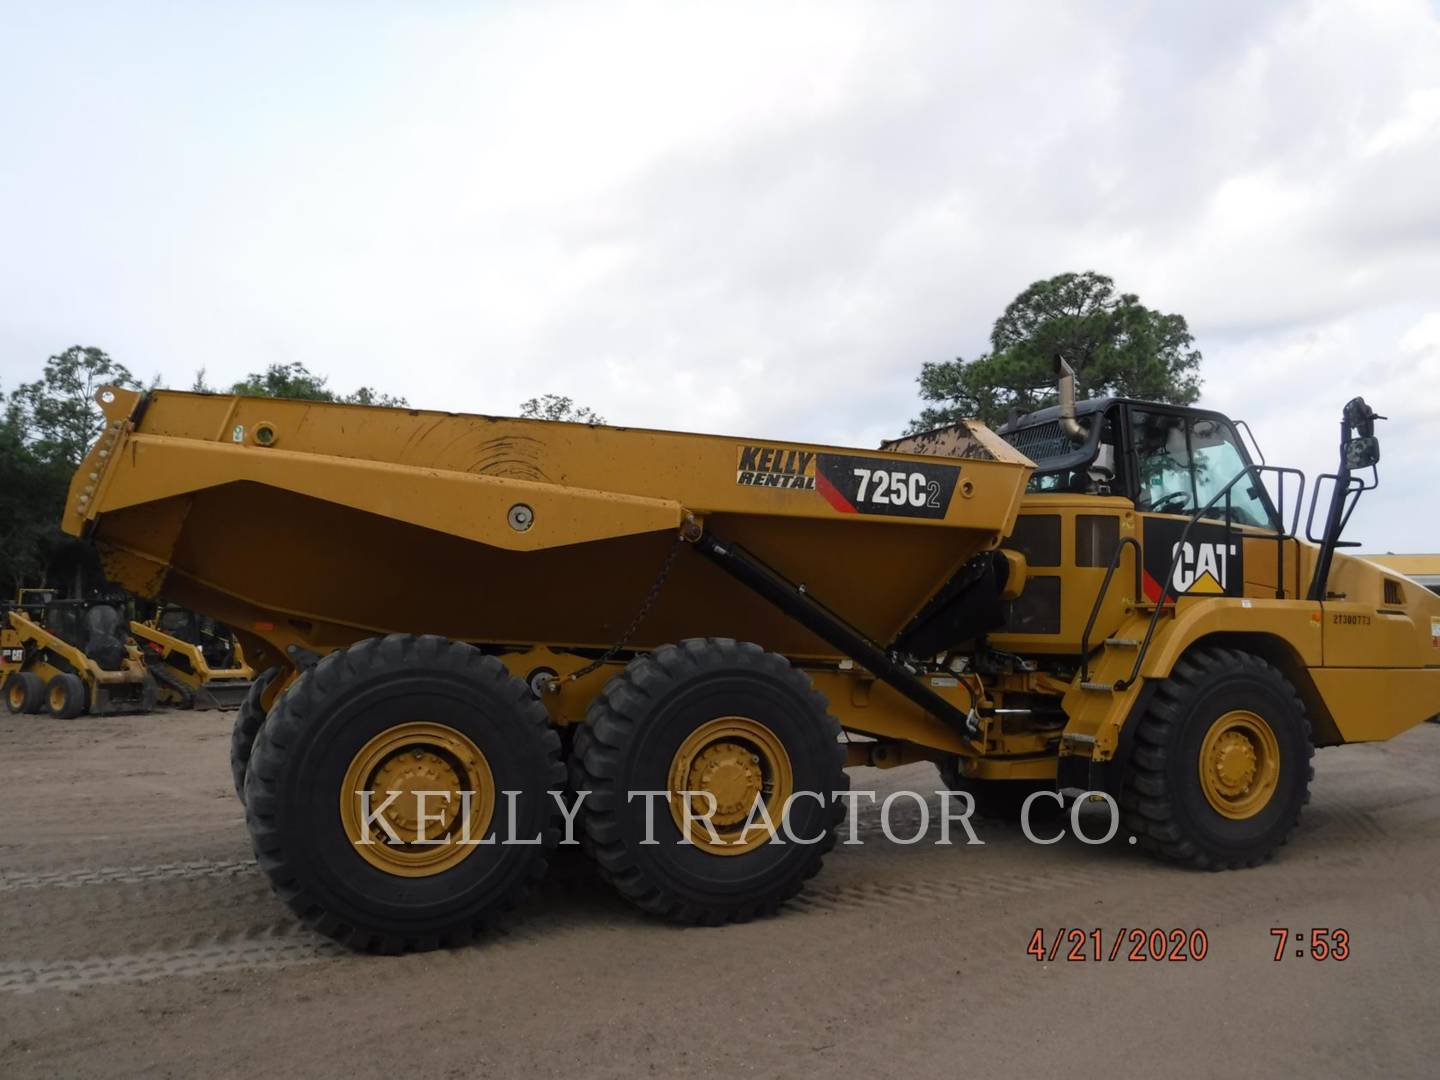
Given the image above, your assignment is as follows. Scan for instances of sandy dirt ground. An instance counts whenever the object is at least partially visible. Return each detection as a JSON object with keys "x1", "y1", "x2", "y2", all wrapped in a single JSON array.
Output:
[{"x1": 1, "y1": 709, "x2": 1438, "y2": 1079}]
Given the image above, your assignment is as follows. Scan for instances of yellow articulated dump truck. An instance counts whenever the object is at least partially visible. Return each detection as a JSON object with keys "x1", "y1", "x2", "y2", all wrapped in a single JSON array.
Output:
[
  {"x1": 3, "y1": 592, "x2": 158, "y2": 718},
  {"x1": 130, "y1": 604, "x2": 255, "y2": 709},
  {"x1": 61, "y1": 373, "x2": 1440, "y2": 952}
]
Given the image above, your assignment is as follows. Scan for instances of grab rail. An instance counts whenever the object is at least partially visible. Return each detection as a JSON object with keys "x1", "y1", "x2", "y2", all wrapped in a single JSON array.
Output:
[{"x1": 1079, "y1": 464, "x2": 1304, "y2": 691}]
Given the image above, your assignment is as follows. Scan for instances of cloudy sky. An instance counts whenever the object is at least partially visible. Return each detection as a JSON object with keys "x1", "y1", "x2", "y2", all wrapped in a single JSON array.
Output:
[{"x1": 2, "y1": 0, "x2": 1438, "y2": 550}]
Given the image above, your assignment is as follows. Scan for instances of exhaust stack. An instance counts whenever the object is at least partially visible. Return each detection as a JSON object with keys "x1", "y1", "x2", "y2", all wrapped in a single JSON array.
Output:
[{"x1": 1055, "y1": 356, "x2": 1085, "y2": 442}]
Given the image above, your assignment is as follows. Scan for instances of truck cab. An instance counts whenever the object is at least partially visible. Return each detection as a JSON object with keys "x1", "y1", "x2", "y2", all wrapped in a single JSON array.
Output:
[
  {"x1": 988, "y1": 396, "x2": 1294, "y2": 657},
  {"x1": 1001, "y1": 396, "x2": 1271, "y2": 525}
]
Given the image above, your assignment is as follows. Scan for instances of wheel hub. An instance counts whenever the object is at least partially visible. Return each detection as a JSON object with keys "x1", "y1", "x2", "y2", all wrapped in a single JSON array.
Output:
[
  {"x1": 667, "y1": 717, "x2": 794, "y2": 856},
  {"x1": 369, "y1": 750, "x2": 465, "y2": 839},
  {"x1": 687, "y1": 741, "x2": 764, "y2": 823},
  {"x1": 1210, "y1": 732, "x2": 1258, "y2": 795},
  {"x1": 1198, "y1": 709, "x2": 1280, "y2": 820},
  {"x1": 8, "y1": 682, "x2": 23, "y2": 709},
  {"x1": 339, "y1": 722, "x2": 495, "y2": 877}
]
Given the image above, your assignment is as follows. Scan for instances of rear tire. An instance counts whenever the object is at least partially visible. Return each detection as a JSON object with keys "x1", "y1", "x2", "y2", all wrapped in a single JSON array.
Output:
[
  {"x1": 5, "y1": 672, "x2": 45, "y2": 715},
  {"x1": 229, "y1": 666, "x2": 280, "y2": 800},
  {"x1": 243, "y1": 634, "x2": 563, "y2": 952},
  {"x1": 572, "y1": 638, "x2": 847, "y2": 924},
  {"x1": 1121, "y1": 647, "x2": 1312, "y2": 870},
  {"x1": 46, "y1": 673, "x2": 87, "y2": 719}
]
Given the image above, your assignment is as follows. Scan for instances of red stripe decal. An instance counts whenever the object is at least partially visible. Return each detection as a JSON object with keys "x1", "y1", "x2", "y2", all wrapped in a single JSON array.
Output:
[
  {"x1": 815, "y1": 471, "x2": 857, "y2": 513},
  {"x1": 1141, "y1": 570, "x2": 1163, "y2": 602}
]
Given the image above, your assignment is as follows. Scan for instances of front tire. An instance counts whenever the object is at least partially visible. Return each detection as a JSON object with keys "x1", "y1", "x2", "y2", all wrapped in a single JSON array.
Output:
[
  {"x1": 1121, "y1": 647, "x2": 1313, "y2": 870},
  {"x1": 243, "y1": 634, "x2": 564, "y2": 952},
  {"x1": 572, "y1": 638, "x2": 847, "y2": 924}
]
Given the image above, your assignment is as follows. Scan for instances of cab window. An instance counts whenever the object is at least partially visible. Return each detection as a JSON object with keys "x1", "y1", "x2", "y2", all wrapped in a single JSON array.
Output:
[{"x1": 1131, "y1": 410, "x2": 1271, "y2": 527}]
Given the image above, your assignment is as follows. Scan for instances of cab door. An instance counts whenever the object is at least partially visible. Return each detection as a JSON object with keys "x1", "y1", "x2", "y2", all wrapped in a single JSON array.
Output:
[{"x1": 1123, "y1": 406, "x2": 1304, "y2": 602}]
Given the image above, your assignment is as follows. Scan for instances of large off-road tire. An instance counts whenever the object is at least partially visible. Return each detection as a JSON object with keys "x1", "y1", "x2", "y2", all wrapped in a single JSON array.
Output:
[
  {"x1": 229, "y1": 666, "x2": 280, "y2": 800},
  {"x1": 571, "y1": 638, "x2": 848, "y2": 924},
  {"x1": 1121, "y1": 646, "x2": 1313, "y2": 870},
  {"x1": 935, "y1": 762, "x2": 1061, "y2": 822},
  {"x1": 243, "y1": 634, "x2": 564, "y2": 952},
  {"x1": 5, "y1": 672, "x2": 45, "y2": 715},
  {"x1": 45, "y1": 673, "x2": 87, "y2": 719}
]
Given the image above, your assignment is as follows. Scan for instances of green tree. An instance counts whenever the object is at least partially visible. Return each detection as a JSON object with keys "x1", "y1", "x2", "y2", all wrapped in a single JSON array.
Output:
[
  {"x1": 10, "y1": 346, "x2": 142, "y2": 467},
  {"x1": 197, "y1": 361, "x2": 408, "y2": 406},
  {"x1": 1, "y1": 346, "x2": 140, "y2": 596},
  {"x1": 0, "y1": 390, "x2": 62, "y2": 596},
  {"x1": 908, "y1": 271, "x2": 1202, "y2": 431},
  {"x1": 519, "y1": 394, "x2": 605, "y2": 424}
]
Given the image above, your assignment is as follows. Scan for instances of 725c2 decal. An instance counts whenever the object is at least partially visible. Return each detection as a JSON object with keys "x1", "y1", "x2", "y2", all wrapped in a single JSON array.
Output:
[
  {"x1": 734, "y1": 445, "x2": 960, "y2": 519},
  {"x1": 815, "y1": 453, "x2": 959, "y2": 519}
]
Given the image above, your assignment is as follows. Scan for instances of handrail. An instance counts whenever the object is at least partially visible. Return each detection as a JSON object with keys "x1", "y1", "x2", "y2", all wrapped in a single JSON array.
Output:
[
  {"x1": 1304, "y1": 472, "x2": 1369, "y2": 545},
  {"x1": 1109, "y1": 463, "x2": 1305, "y2": 692},
  {"x1": 1078, "y1": 535, "x2": 1142, "y2": 682}
]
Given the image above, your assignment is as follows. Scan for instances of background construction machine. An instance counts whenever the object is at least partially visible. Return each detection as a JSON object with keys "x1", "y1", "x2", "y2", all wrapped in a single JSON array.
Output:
[
  {"x1": 130, "y1": 604, "x2": 255, "y2": 709},
  {"x1": 2, "y1": 591, "x2": 157, "y2": 717},
  {"x1": 1365, "y1": 553, "x2": 1440, "y2": 596},
  {"x1": 58, "y1": 374, "x2": 1440, "y2": 952}
]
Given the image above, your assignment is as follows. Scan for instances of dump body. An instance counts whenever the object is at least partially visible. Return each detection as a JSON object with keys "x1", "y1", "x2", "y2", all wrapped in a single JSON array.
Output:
[{"x1": 68, "y1": 389, "x2": 1033, "y2": 669}]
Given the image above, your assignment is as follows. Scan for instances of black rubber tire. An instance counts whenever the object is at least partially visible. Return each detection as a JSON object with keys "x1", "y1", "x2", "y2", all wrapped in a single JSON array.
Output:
[
  {"x1": 139, "y1": 672, "x2": 158, "y2": 714},
  {"x1": 935, "y1": 761, "x2": 1062, "y2": 821},
  {"x1": 571, "y1": 638, "x2": 848, "y2": 924},
  {"x1": 46, "y1": 673, "x2": 87, "y2": 719},
  {"x1": 5, "y1": 672, "x2": 45, "y2": 715},
  {"x1": 243, "y1": 634, "x2": 563, "y2": 952},
  {"x1": 1120, "y1": 646, "x2": 1313, "y2": 870},
  {"x1": 229, "y1": 666, "x2": 280, "y2": 800}
]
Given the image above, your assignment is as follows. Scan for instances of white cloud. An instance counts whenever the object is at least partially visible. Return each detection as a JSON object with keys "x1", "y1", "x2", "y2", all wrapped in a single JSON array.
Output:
[{"x1": 1, "y1": 0, "x2": 1439, "y2": 547}]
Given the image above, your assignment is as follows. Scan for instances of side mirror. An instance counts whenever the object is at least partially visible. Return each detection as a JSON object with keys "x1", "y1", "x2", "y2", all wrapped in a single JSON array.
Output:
[
  {"x1": 1344, "y1": 435, "x2": 1379, "y2": 470},
  {"x1": 1343, "y1": 396, "x2": 1384, "y2": 438}
]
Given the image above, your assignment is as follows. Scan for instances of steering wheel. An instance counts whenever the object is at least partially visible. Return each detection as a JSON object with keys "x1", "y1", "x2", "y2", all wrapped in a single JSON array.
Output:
[{"x1": 1150, "y1": 491, "x2": 1190, "y2": 514}]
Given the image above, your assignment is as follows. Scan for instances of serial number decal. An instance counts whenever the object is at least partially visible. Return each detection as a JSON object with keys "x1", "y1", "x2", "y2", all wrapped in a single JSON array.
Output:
[
  {"x1": 1331, "y1": 613, "x2": 1371, "y2": 626},
  {"x1": 1027, "y1": 928, "x2": 1210, "y2": 962},
  {"x1": 814, "y1": 453, "x2": 959, "y2": 519}
]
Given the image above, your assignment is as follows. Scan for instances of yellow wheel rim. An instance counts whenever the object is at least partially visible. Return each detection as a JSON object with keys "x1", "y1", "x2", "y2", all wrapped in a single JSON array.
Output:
[
  {"x1": 8, "y1": 681, "x2": 24, "y2": 710},
  {"x1": 48, "y1": 683, "x2": 65, "y2": 712},
  {"x1": 667, "y1": 717, "x2": 793, "y2": 856},
  {"x1": 1198, "y1": 709, "x2": 1280, "y2": 819},
  {"x1": 339, "y1": 722, "x2": 495, "y2": 878}
]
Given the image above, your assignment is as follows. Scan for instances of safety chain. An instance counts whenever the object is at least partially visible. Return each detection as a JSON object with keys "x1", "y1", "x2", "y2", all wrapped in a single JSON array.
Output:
[{"x1": 555, "y1": 532, "x2": 690, "y2": 688}]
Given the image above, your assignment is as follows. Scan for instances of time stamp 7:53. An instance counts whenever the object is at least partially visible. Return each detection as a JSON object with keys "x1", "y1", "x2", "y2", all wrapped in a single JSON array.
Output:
[{"x1": 1272, "y1": 928, "x2": 1350, "y2": 961}]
